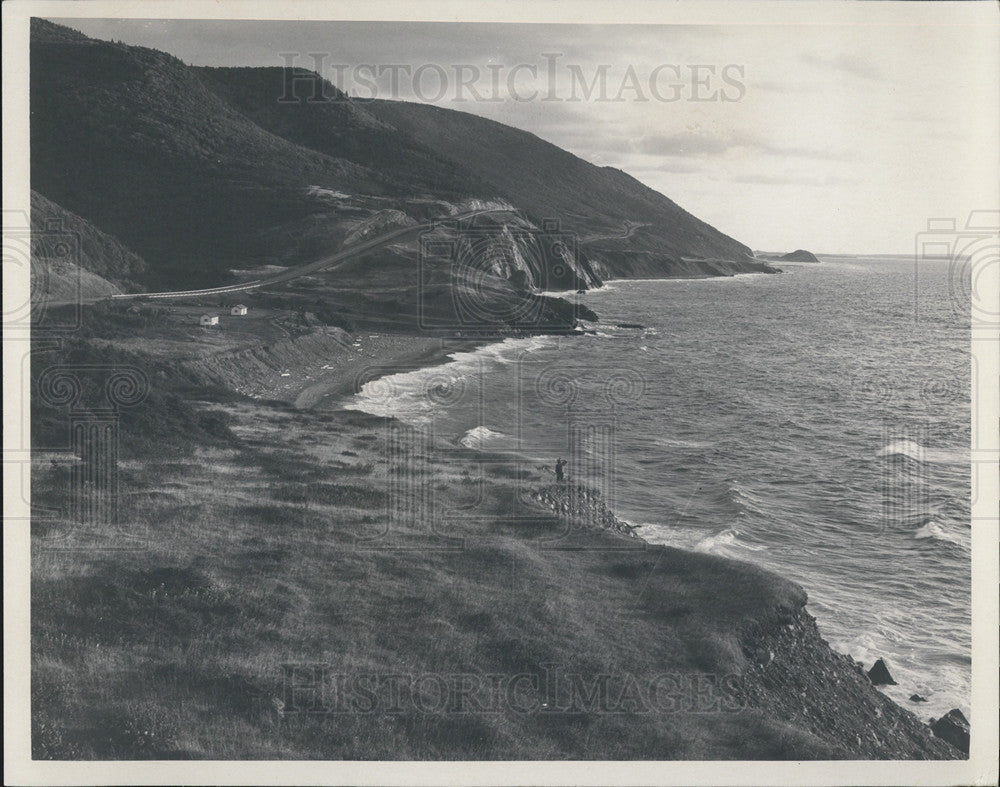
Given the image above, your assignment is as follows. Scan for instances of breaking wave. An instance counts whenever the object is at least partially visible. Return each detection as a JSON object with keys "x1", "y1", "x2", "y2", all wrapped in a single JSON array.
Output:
[
  {"x1": 878, "y1": 439, "x2": 927, "y2": 462},
  {"x1": 459, "y1": 426, "x2": 510, "y2": 449},
  {"x1": 913, "y1": 520, "x2": 968, "y2": 547},
  {"x1": 632, "y1": 523, "x2": 767, "y2": 556}
]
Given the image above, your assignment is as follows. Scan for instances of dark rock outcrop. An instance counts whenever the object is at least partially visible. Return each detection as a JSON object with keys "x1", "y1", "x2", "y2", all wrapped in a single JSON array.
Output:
[
  {"x1": 910, "y1": 694, "x2": 928, "y2": 703},
  {"x1": 930, "y1": 709, "x2": 970, "y2": 754},
  {"x1": 866, "y1": 658, "x2": 897, "y2": 686},
  {"x1": 531, "y1": 483, "x2": 638, "y2": 539},
  {"x1": 757, "y1": 249, "x2": 821, "y2": 263},
  {"x1": 778, "y1": 249, "x2": 820, "y2": 262},
  {"x1": 737, "y1": 612, "x2": 960, "y2": 759}
]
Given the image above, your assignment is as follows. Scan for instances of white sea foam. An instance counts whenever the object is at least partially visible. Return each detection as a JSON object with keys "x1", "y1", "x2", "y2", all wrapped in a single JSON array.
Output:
[
  {"x1": 630, "y1": 522, "x2": 701, "y2": 550},
  {"x1": 913, "y1": 520, "x2": 968, "y2": 546},
  {"x1": 695, "y1": 528, "x2": 767, "y2": 554},
  {"x1": 829, "y1": 629, "x2": 971, "y2": 722},
  {"x1": 877, "y1": 439, "x2": 964, "y2": 464},
  {"x1": 344, "y1": 335, "x2": 557, "y2": 425},
  {"x1": 348, "y1": 262, "x2": 970, "y2": 715},
  {"x1": 663, "y1": 438, "x2": 713, "y2": 449},
  {"x1": 459, "y1": 426, "x2": 509, "y2": 449},
  {"x1": 634, "y1": 523, "x2": 766, "y2": 556},
  {"x1": 877, "y1": 439, "x2": 927, "y2": 462}
]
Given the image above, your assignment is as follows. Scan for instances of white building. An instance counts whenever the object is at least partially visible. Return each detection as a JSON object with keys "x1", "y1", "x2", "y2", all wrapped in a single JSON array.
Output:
[
  {"x1": 200, "y1": 314, "x2": 219, "y2": 326},
  {"x1": 231, "y1": 304, "x2": 248, "y2": 316}
]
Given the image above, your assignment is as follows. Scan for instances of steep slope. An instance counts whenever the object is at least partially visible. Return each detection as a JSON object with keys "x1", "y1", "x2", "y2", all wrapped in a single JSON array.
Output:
[
  {"x1": 364, "y1": 100, "x2": 761, "y2": 276},
  {"x1": 31, "y1": 190, "x2": 148, "y2": 289},
  {"x1": 28, "y1": 344, "x2": 962, "y2": 758},
  {"x1": 29, "y1": 190, "x2": 153, "y2": 302},
  {"x1": 193, "y1": 64, "x2": 755, "y2": 274},
  {"x1": 30, "y1": 20, "x2": 392, "y2": 288},
  {"x1": 193, "y1": 66, "x2": 490, "y2": 199},
  {"x1": 31, "y1": 19, "x2": 768, "y2": 297},
  {"x1": 192, "y1": 65, "x2": 762, "y2": 280}
]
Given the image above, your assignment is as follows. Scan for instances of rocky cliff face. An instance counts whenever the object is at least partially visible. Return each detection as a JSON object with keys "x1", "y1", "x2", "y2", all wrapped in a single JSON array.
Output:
[
  {"x1": 364, "y1": 99, "x2": 761, "y2": 274},
  {"x1": 432, "y1": 212, "x2": 604, "y2": 293},
  {"x1": 737, "y1": 612, "x2": 960, "y2": 759}
]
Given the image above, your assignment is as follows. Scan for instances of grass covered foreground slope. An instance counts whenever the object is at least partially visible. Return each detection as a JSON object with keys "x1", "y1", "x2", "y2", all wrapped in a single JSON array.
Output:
[
  {"x1": 31, "y1": 18, "x2": 769, "y2": 294},
  {"x1": 29, "y1": 338, "x2": 959, "y2": 760}
]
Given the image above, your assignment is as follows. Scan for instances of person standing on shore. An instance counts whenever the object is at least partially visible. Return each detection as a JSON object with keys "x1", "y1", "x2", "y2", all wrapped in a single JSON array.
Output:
[{"x1": 555, "y1": 458, "x2": 567, "y2": 482}]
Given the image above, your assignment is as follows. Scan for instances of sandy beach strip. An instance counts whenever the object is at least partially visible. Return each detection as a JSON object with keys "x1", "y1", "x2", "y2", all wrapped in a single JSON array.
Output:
[{"x1": 295, "y1": 332, "x2": 488, "y2": 410}]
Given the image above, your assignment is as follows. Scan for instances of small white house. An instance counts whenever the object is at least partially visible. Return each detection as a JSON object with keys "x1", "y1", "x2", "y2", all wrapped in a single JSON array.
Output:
[
  {"x1": 200, "y1": 314, "x2": 219, "y2": 327},
  {"x1": 231, "y1": 304, "x2": 248, "y2": 316}
]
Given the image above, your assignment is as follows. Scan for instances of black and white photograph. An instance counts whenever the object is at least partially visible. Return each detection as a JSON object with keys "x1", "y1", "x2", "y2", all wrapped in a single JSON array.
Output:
[{"x1": 3, "y1": 1, "x2": 998, "y2": 784}]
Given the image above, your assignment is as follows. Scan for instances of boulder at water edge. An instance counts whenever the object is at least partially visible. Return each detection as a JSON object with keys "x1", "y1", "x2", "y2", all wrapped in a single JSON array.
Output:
[
  {"x1": 930, "y1": 709, "x2": 970, "y2": 754},
  {"x1": 866, "y1": 658, "x2": 897, "y2": 686}
]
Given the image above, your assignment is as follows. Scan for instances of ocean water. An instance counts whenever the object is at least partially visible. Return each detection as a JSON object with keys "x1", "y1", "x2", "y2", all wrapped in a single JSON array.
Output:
[{"x1": 345, "y1": 257, "x2": 971, "y2": 720}]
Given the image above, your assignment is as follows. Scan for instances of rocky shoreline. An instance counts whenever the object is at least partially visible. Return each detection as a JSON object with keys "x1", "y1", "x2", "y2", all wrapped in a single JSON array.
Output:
[
  {"x1": 737, "y1": 612, "x2": 960, "y2": 758},
  {"x1": 30, "y1": 335, "x2": 969, "y2": 759},
  {"x1": 530, "y1": 480, "x2": 965, "y2": 759},
  {"x1": 531, "y1": 483, "x2": 640, "y2": 540},
  {"x1": 324, "y1": 344, "x2": 968, "y2": 760}
]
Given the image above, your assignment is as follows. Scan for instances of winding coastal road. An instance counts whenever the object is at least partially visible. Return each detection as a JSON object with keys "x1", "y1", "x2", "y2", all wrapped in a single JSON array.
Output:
[
  {"x1": 108, "y1": 207, "x2": 513, "y2": 302},
  {"x1": 582, "y1": 220, "x2": 650, "y2": 245}
]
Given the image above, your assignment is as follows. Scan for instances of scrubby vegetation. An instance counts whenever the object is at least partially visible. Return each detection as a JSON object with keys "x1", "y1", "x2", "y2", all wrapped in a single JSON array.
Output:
[
  {"x1": 27, "y1": 18, "x2": 954, "y2": 763},
  {"x1": 31, "y1": 339, "x2": 240, "y2": 460}
]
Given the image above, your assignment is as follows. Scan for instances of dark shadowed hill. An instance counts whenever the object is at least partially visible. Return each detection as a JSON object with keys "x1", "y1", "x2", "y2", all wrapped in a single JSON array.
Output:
[
  {"x1": 30, "y1": 20, "x2": 394, "y2": 288},
  {"x1": 31, "y1": 191, "x2": 148, "y2": 285},
  {"x1": 364, "y1": 99, "x2": 761, "y2": 277},
  {"x1": 30, "y1": 18, "x2": 770, "y2": 294},
  {"x1": 30, "y1": 190, "x2": 149, "y2": 299},
  {"x1": 193, "y1": 66, "x2": 492, "y2": 199}
]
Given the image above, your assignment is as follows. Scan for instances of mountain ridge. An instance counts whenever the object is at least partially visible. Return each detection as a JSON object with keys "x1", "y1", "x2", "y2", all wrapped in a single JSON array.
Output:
[{"x1": 31, "y1": 18, "x2": 773, "y2": 298}]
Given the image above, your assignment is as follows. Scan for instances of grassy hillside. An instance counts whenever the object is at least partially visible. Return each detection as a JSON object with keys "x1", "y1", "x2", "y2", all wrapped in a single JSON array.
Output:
[
  {"x1": 29, "y1": 334, "x2": 959, "y2": 760},
  {"x1": 31, "y1": 20, "x2": 389, "y2": 287},
  {"x1": 31, "y1": 190, "x2": 148, "y2": 295},
  {"x1": 194, "y1": 66, "x2": 491, "y2": 199},
  {"x1": 26, "y1": 20, "x2": 962, "y2": 763}
]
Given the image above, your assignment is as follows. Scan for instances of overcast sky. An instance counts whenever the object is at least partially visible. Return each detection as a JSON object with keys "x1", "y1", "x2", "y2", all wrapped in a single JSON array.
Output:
[{"x1": 55, "y1": 17, "x2": 999, "y2": 254}]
